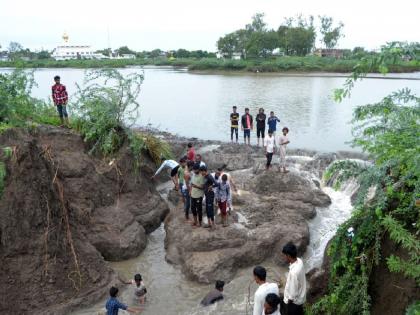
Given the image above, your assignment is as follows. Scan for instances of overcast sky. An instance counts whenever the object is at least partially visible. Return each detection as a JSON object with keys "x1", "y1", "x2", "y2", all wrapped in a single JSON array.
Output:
[{"x1": 1, "y1": 0, "x2": 419, "y2": 52}]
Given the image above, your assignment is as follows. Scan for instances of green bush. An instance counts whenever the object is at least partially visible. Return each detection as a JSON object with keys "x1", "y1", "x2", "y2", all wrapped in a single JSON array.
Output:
[{"x1": 309, "y1": 43, "x2": 420, "y2": 315}]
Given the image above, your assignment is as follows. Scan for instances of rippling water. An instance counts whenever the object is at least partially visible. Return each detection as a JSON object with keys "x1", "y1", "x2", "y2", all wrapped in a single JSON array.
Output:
[{"x1": 2, "y1": 67, "x2": 419, "y2": 151}]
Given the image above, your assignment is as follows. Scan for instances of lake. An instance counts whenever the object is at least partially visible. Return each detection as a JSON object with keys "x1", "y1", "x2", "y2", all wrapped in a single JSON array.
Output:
[{"x1": 3, "y1": 67, "x2": 419, "y2": 152}]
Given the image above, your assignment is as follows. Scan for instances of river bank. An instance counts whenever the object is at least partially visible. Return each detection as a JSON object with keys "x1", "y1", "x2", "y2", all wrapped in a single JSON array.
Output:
[{"x1": 1, "y1": 56, "x2": 419, "y2": 73}]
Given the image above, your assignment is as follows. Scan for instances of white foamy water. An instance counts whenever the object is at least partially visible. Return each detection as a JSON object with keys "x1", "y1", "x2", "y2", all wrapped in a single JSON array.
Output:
[{"x1": 304, "y1": 186, "x2": 354, "y2": 271}]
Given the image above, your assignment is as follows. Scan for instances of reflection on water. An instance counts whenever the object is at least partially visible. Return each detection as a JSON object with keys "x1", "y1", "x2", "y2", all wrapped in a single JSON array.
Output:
[{"x1": 2, "y1": 67, "x2": 419, "y2": 151}]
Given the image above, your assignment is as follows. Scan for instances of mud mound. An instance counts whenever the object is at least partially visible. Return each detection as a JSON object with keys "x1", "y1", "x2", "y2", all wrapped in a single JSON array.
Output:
[
  {"x1": 0, "y1": 126, "x2": 169, "y2": 314},
  {"x1": 165, "y1": 167, "x2": 331, "y2": 283}
]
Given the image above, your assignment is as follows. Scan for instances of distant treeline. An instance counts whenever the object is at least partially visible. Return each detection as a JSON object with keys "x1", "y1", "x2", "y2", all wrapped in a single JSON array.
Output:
[{"x1": 1, "y1": 56, "x2": 419, "y2": 73}]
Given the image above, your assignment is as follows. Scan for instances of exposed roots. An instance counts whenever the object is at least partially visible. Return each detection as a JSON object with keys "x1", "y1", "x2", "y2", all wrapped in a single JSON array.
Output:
[{"x1": 41, "y1": 145, "x2": 82, "y2": 292}]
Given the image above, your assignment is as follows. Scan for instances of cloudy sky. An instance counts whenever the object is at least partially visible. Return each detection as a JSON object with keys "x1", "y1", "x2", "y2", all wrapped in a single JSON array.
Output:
[{"x1": 1, "y1": 0, "x2": 419, "y2": 52}]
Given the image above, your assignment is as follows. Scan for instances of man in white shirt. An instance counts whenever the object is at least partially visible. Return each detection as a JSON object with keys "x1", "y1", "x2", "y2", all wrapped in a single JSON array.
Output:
[
  {"x1": 253, "y1": 266, "x2": 279, "y2": 315},
  {"x1": 281, "y1": 242, "x2": 306, "y2": 315},
  {"x1": 278, "y1": 127, "x2": 290, "y2": 173},
  {"x1": 264, "y1": 130, "x2": 276, "y2": 170},
  {"x1": 151, "y1": 158, "x2": 181, "y2": 190}
]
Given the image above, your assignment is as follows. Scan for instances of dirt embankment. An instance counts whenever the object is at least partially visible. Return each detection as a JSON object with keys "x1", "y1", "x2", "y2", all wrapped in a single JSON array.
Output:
[{"x1": 0, "y1": 126, "x2": 169, "y2": 315}]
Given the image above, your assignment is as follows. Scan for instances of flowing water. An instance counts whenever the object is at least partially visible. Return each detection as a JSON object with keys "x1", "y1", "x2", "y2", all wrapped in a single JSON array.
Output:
[
  {"x1": 1, "y1": 67, "x2": 419, "y2": 151},
  {"x1": 3, "y1": 66, "x2": 415, "y2": 313},
  {"x1": 71, "y1": 154, "x2": 359, "y2": 315}
]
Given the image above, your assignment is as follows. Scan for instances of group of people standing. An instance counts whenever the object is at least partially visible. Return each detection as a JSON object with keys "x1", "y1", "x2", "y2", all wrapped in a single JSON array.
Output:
[
  {"x1": 230, "y1": 106, "x2": 290, "y2": 172},
  {"x1": 152, "y1": 143, "x2": 235, "y2": 229}
]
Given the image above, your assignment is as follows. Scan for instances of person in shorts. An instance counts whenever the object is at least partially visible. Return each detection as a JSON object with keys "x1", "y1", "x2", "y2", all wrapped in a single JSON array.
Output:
[
  {"x1": 241, "y1": 108, "x2": 253, "y2": 146},
  {"x1": 151, "y1": 158, "x2": 180, "y2": 190},
  {"x1": 230, "y1": 106, "x2": 240, "y2": 143}
]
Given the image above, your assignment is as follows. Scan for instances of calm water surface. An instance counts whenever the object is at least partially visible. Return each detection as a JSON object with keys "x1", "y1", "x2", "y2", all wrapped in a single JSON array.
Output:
[{"x1": 3, "y1": 67, "x2": 419, "y2": 151}]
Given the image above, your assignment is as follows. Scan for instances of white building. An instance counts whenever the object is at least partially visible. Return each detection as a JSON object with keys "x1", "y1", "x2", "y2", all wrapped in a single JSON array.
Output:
[{"x1": 51, "y1": 33, "x2": 107, "y2": 61}]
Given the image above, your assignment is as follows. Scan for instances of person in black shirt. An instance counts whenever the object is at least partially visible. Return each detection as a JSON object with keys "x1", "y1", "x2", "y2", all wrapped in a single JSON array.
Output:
[
  {"x1": 201, "y1": 280, "x2": 225, "y2": 306},
  {"x1": 230, "y1": 106, "x2": 240, "y2": 143},
  {"x1": 201, "y1": 166, "x2": 216, "y2": 229},
  {"x1": 256, "y1": 108, "x2": 266, "y2": 147}
]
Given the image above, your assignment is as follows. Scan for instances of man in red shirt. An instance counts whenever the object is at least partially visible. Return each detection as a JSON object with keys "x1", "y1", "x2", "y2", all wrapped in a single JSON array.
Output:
[
  {"x1": 52, "y1": 75, "x2": 69, "y2": 127},
  {"x1": 187, "y1": 142, "x2": 195, "y2": 162}
]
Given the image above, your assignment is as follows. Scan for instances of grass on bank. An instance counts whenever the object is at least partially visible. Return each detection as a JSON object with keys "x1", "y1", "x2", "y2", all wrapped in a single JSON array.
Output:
[
  {"x1": 0, "y1": 69, "x2": 172, "y2": 186},
  {"x1": 1, "y1": 56, "x2": 419, "y2": 73}
]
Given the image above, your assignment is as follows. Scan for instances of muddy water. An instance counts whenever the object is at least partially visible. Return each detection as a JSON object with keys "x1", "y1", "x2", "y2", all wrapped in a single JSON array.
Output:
[
  {"x1": 2, "y1": 67, "x2": 419, "y2": 151},
  {"x1": 72, "y1": 155, "x2": 356, "y2": 315}
]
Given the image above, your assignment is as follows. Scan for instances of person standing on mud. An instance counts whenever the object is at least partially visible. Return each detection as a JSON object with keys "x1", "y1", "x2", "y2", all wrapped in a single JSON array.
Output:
[
  {"x1": 216, "y1": 174, "x2": 231, "y2": 227},
  {"x1": 201, "y1": 166, "x2": 216, "y2": 229},
  {"x1": 182, "y1": 161, "x2": 194, "y2": 222},
  {"x1": 281, "y1": 242, "x2": 306, "y2": 315},
  {"x1": 264, "y1": 130, "x2": 276, "y2": 170},
  {"x1": 190, "y1": 164, "x2": 205, "y2": 227},
  {"x1": 267, "y1": 111, "x2": 280, "y2": 135},
  {"x1": 278, "y1": 127, "x2": 290, "y2": 173},
  {"x1": 230, "y1": 106, "x2": 240, "y2": 143},
  {"x1": 186, "y1": 143, "x2": 195, "y2": 162},
  {"x1": 256, "y1": 108, "x2": 267, "y2": 147},
  {"x1": 241, "y1": 108, "x2": 253, "y2": 146},
  {"x1": 52, "y1": 75, "x2": 69, "y2": 127}
]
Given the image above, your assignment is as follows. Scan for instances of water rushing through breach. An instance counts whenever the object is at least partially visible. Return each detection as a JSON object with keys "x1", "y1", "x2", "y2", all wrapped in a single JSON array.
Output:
[{"x1": 72, "y1": 155, "x2": 357, "y2": 315}]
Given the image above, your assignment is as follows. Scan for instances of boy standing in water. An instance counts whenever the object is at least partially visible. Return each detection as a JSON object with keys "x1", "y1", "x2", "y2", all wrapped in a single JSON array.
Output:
[
  {"x1": 132, "y1": 274, "x2": 147, "y2": 304},
  {"x1": 105, "y1": 286, "x2": 141, "y2": 315},
  {"x1": 279, "y1": 127, "x2": 290, "y2": 173},
  {"x1": 241, "y1": 108, "x2": 253, "y2": 146},
  {"x1": 230, "y1": 106, "x2": 240, "y2": 143},
  {"x1": 264, "y1": 130, "x2": 276, "y2": 170},
  {"x1": 267, "y1": 111, "x2": 280, "y2": 135},
  {"x1": 51, "y1": 75, "x2": 70, "y2": 127},
  {"x1": 256, "y1": 108, "x2": 266, "y2": 147}
]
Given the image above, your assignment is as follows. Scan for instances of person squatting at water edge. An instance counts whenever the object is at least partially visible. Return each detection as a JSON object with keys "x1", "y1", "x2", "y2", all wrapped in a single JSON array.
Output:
[{"x1": 151, "y1": 157, "x2": 185, "y2": 191}]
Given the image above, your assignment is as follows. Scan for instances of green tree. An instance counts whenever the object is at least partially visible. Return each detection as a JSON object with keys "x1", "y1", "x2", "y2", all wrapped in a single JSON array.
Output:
[
  {"x1": 175, "y1": 49, "x2": 190, "y2": 58},
  {"x1": 116, "y1": 46, "x2": 136, "y2": 56},
  {"x1": 217, "y1": 32, "x2": 241, "y2": 58},
  {"x1": 149, "y1": 49, "x2": 162, "y2": 58},
  {"x1": 319, "y1": 15, "x2": 344, "y2": 49},
  {"x1": 277, "y1": 16, "x2": 316, "y2": 56},
  {"x1": 246, "y1": 12, "x2": 267, "y2": 33}
]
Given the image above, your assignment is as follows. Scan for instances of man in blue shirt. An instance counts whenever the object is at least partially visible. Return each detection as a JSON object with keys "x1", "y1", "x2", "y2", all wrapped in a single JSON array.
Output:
[
  {"x1": 267, "y1": 111, "x2": 280, "y2": 134},
  {"x1": 105, "y1": 286, "x2": 141, "y2": 315}
]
